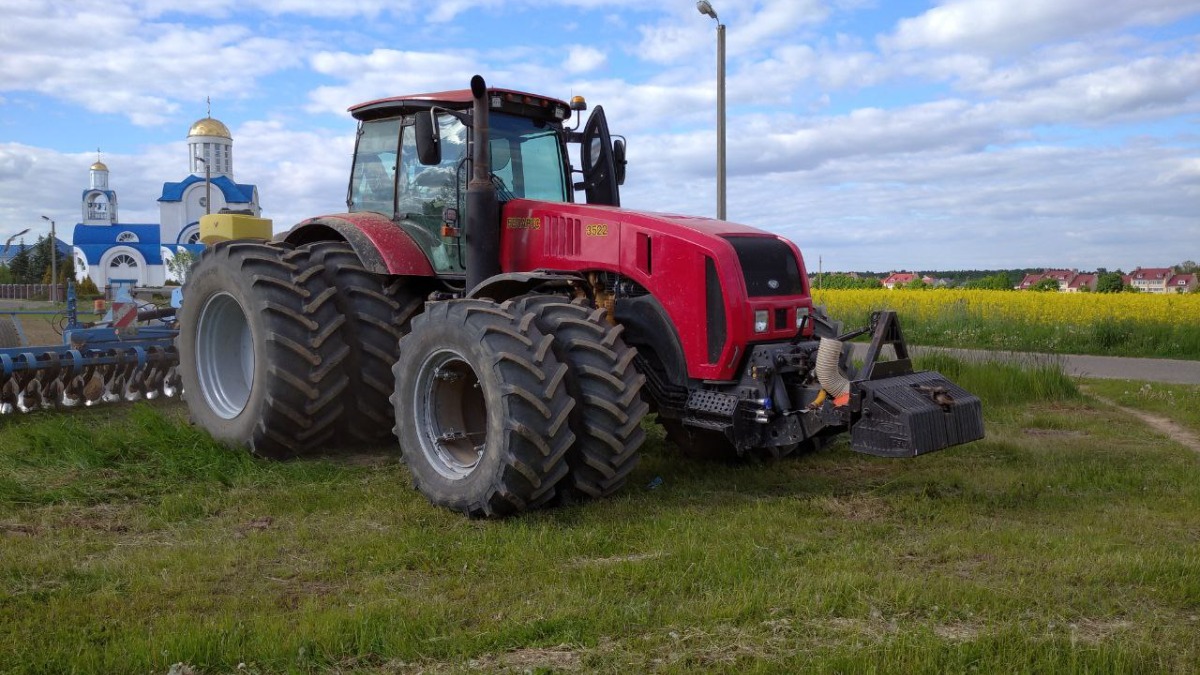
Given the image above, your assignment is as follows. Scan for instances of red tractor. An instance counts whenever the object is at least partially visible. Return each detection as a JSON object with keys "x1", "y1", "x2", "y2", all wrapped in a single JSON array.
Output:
[{"x1": 177, "y1": 76, "x2": 983, "y2": 516}]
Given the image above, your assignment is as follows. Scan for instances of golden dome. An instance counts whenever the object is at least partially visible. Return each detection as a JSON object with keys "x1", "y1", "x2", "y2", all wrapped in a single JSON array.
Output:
[
  {"x1": 90, "y1": 161, "x2": 108, "y2": 171},
  {"x1": 188, "y1": 117, "x2": 232, "y2": 139}
]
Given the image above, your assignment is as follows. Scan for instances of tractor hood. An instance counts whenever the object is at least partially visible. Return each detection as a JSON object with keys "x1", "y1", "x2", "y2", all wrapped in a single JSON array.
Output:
[{"x1": 498, "y1": 198, "x2": 808, "y2": 284}]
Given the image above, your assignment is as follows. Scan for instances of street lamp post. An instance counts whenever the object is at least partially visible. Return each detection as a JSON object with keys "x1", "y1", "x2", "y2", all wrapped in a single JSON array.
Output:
[
  {"x1": 697, "y1": 0, "x2": 726, "y2": 221},
  {"x1": 40, "y1": 215, "x2": 57, "y2": 303},
  {"x1": 194, "y1": 156, "x2": 212, "y2": 215}
]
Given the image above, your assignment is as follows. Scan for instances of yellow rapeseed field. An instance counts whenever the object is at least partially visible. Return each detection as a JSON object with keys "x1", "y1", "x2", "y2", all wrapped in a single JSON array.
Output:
[
  {"x1": 813, "y1": 288, "x2": 1200, "y2": 325},
  {"x1": 811, "y1": 289, "x2": 1200, "y2": 358}
]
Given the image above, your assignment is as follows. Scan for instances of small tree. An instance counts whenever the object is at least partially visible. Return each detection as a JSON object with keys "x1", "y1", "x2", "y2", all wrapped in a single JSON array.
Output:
[
  {"x1": 1031, "y1": 278, "x2": 1060, "y2": 292},
  {"x1": 77, "y1": 276, "x2": 100, "y2": 297},
  {"x1": 965, "y1": 272, "x2": 1014, "y2": 290},
  {"x1": 8, "y1": 239, "x2": 30, "y2": 284},
  {"x1": 1096, "y1": 272, "x2": 1124, "y2": 293},
  {"x1": 166, "y1": 248, "x2": 199, "y2": 284}
]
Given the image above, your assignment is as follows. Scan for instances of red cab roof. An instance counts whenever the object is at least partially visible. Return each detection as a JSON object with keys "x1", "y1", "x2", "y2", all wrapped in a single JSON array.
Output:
[{"x1": 349, "y1": 88, "x2": 571, "y2": 121}]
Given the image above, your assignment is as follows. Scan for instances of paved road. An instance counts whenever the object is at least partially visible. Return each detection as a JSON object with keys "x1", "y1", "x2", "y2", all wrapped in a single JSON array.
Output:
[{"x1": 848, "y1": 344, "x2": 1200, "y2": 385}]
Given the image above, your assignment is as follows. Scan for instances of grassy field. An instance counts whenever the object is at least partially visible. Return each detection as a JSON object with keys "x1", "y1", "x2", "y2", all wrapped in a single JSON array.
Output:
[
  {"x1": 2, "y1": 359, "x2": 1199, "y2": 674},
  {"x1": 813, "y1": 289, "x2": 1200, "y2": 359}
]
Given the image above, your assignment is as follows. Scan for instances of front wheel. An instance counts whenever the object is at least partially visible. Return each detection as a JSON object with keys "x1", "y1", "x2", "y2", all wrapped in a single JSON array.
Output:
[{"x1": 391, "y1": 300, "x2": 576, "y2": 517}]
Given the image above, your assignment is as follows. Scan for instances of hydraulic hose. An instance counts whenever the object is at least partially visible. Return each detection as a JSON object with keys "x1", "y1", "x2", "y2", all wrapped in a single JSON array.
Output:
[{"x1": 815, "y1": 337, "x2": 850, "y2": 398}]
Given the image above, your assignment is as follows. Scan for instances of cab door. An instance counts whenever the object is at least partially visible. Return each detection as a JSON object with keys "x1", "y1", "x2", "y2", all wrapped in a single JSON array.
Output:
[{"x1": 579, "y1": 106, "x2": 621, "y2": 207}]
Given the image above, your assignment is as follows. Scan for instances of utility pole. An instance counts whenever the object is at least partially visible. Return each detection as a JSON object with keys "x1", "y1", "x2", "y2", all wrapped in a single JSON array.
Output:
[
  {"x1": 697, "y1": 1, "x2": 727, "y2": 221},
  {"x1": 40, "y1": 215, "x2": 57, "y2": 303}
]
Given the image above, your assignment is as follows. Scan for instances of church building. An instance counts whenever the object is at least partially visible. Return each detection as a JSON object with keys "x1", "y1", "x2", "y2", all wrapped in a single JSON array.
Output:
[{"x1": 72, "y1": 113, "x2": 261, "y2": 287}]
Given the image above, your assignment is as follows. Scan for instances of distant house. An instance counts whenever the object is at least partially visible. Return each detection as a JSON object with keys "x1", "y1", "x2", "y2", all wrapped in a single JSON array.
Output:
[
  {"x1": 1129, "y1": 267, "x2": 1182, "y2": 294},
  {"x1": 1066, "y1": 273, "x2": 1096, "y2": 293},
  {"x1": 1166, "y1": 273, "x2": 1197, "y2": 293},
  {"x1": 1018, "y1": 269, "x2": 1094, "y2": 292},
  {"x1": 882, "y1": 272, "x2": 915, "y2": 289},
  {"x1": 1016, "y1": 273, "x2": 1043, "y2": 290}
]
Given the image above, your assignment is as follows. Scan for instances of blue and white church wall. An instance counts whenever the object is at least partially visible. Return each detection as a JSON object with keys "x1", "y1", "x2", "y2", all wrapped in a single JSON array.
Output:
[{"x1": 69, "y1": 114, "x2": 260, "y2": 287}]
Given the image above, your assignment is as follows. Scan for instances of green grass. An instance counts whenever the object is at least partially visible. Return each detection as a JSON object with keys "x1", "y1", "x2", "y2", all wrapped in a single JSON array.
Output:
[{"x1": 2, "y1": 361, "x2": 1199, "y2": 673}]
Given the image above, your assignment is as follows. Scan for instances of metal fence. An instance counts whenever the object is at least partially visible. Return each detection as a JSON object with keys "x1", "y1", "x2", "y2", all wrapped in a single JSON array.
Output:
[{"x1": 0, "y1": 284, "x2": 64, "y2": 300}]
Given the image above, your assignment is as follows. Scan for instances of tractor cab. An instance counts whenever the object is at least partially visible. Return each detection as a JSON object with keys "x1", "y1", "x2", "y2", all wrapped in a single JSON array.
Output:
[{"x1": 345, "y1": 88, "x2": 623, "y2": 277}]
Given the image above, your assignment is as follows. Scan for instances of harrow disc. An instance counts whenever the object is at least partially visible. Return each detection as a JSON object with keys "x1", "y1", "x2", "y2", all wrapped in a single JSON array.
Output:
[{"x1": 0, "y1": 345, "x2": 180, "y2": 415}]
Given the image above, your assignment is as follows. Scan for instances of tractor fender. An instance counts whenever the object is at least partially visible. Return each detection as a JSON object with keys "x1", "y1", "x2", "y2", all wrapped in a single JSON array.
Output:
[
  {"x1": 613, "y1": 294, "x2": 688, "y2": 391},
  {"x1": 279, "y1": 213, "x2": 436, "y2": 277},
  {"x1": 467, "y1": 272, "x2": 581, "y2": 302}
]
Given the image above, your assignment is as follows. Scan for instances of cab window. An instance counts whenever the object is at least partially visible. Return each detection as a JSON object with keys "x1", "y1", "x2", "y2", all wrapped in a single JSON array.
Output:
[{"x1": 349, "y1": 118, "x2": 400, "y2": 215}]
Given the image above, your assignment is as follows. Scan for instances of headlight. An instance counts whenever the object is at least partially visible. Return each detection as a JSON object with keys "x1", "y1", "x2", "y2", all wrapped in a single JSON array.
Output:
[
  {"x1": 796, "y1": 307, "x2": 809, "y2": 331},
  {"x1": 754, "y1": 310, "x2": 769, "y2": 333}
]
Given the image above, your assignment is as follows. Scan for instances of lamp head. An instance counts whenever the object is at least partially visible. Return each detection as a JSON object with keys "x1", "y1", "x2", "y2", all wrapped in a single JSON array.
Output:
[{"x1": 696, "y1": 0, "x2": 719, "y2": 21}]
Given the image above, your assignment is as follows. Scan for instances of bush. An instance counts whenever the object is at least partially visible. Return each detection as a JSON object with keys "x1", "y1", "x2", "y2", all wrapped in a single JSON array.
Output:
[{"x1": 76, "y1": 276, "x2": 100, "y2": 296}]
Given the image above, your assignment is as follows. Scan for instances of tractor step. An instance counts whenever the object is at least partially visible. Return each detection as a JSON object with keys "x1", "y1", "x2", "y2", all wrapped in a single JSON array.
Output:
[{"x1": 849, "y1": 370, "x2": 984, "y2": 458}]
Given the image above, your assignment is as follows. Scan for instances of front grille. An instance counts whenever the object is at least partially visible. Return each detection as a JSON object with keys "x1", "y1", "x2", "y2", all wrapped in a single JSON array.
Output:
[{"x1": 725, "y1": 236, "x2": 803, "y2": 297}]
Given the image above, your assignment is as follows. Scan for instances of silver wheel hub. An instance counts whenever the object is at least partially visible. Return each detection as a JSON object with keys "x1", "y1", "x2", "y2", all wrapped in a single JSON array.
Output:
[
  {"x1": 195, "y1": 292, "x2": 254, "y2": 420},
  {"x1": 413, "y1": 349, "x2": 488, "y2": 480}
]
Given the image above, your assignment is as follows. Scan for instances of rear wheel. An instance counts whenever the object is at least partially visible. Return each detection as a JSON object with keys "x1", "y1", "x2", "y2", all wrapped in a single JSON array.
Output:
[
  {"x1": 302, "y1": 241, "x2": 425, "y2": 445},
  {"x1": 513, "y1": 296, "x2": 648, "y2": 500},
  {"x1": 177, "y1": 240, "x2": 349, "y2": 459},
  {"x1": 391, "y1": 300, "x2": 575, "y2": 517}
]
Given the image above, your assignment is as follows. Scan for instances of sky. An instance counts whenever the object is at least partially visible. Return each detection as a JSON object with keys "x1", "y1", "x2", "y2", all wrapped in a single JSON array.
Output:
[{"x1": 0, "y1": 0, "x2": 1197, "y2": 273}]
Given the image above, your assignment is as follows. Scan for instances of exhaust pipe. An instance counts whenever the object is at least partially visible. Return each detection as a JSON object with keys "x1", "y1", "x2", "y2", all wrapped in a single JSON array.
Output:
[{"x1": 465, "y1": 74, "x2": 500, "y2": 293}]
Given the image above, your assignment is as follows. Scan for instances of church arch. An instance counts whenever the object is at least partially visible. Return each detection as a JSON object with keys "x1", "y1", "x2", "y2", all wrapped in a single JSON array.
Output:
[{"x1": 99, "y1": 246, "x2": 147, "y2": 285}]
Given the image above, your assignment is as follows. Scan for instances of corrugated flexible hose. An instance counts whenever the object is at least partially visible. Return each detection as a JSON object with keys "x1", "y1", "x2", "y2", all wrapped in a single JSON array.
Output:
[{"x1": 815, "y1": 338, "x2": 850, "y2": 398}]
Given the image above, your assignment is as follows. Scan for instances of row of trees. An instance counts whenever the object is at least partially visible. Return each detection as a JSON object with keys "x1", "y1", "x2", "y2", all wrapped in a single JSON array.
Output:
[{"x1": 0, "y1": 235, "x2": 75, "y2": 286}]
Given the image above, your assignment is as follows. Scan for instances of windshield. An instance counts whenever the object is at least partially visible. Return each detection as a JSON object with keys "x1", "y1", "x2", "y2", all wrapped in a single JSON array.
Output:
[{"x1": 489, "y1": 113, "x2": 568, "y2": 202}]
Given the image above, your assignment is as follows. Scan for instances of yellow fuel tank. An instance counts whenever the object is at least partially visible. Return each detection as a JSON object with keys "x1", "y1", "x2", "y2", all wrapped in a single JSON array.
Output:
[{"x1": 199, "y1": 213, "x2": 273, "y2": 245}]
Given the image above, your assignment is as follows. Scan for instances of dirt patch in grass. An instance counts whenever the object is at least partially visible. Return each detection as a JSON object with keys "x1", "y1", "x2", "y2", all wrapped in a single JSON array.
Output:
[
  {"x1": 933, "y1": 622, "x2": 984, "y2": 641},
  {"x1": 811, "y1": 493, "x2": 892, "y2": 521},
  {"x1": 1023, "y1": 428, "x2": 1088, "y2": 438},
  {"x1": 1084, "y1": 389, "x2": 1200, "y2": 455},
  {"x1": 0, "y1": 522, "x2": 40, "y2": 537},
  {"x1": 571, "y1": 551, "x2": 662, "y2": 566},
  {"x1": 468, "y1": 645, "x2": 583, "y2": 672},
  {"x1": 1067, "y1": 619, "x2": 1134, "y2": 644}
]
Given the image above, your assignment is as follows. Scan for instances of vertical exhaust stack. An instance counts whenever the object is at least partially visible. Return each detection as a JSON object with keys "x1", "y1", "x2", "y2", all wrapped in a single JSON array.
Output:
[{"x1": 466, "y1": 74, "x2": 500, "y2": 293}]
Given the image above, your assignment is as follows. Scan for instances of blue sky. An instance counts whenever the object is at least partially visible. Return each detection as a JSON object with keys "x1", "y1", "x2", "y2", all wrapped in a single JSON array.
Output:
[{"x1": 1, "y1": 0, "x2": 1197, "y2": 272}]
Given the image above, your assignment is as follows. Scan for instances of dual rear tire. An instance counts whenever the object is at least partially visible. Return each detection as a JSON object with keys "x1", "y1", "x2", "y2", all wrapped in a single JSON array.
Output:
[{"x1": 180, "y1": 244, "x2": 648, "y2": 515}]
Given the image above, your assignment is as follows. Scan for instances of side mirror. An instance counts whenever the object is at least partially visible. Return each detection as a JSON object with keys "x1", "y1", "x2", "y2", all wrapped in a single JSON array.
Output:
[
  {"x1": 613, "y1": 138, "x2": 627, "y2": 186},
  {"x1": 415, "y1": 112, "x2": 441, "y2": 166}
]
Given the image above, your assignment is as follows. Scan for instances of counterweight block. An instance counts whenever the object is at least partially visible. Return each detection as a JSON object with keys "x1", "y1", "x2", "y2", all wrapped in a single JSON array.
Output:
[{"x1": 849, "y1": 371, "x2": 984, "y2": 458}]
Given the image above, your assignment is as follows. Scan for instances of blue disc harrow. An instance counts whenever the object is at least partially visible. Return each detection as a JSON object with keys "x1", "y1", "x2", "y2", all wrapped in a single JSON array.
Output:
[{"x1": 0, "y1": 282, "x2": 180, "y2": 414}]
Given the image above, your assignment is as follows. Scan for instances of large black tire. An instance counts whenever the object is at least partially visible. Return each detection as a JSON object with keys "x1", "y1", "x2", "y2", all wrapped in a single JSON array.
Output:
[
  {"x1": 512, "y1": 296, "x2": 647, "y2": 500},
  {"x1": 391, "y1": 300, "x2": 575, "y2": 517},
  {"x1": 177, "y1": 240, "x2": 349, "y2": 459},
  {"x1": 302, "y1": 241, "x2": 424, "y2": 446}
]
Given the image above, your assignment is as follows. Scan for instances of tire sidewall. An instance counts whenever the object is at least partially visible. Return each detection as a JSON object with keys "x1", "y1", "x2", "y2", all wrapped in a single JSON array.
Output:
[{"x1": 177, "y1": 248, "x2": 271, "y2": 447}]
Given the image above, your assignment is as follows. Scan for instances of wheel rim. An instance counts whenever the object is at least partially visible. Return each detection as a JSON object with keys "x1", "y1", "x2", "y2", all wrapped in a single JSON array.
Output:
[
  {"x1": 413, "y1": 348, "x2": 488, "y2": 479},
  {"x1": 195, "y1": 292, "x2": 254, "y2": 420}
]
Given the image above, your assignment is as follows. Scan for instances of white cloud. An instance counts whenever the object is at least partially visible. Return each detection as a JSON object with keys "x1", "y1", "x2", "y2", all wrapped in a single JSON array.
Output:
[
  {"x1": 883, "y1": 0, "x2": 1200, "y2": 55},
  {"x1": 306, "y1": 50, "x2": 485, "y2": 116},
  {"x1": 564, "y1": 46, "x2": 608, "y2": 74},
  {"x1": 1, "y1": 2, "x2": 301, "y2": 126}
]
